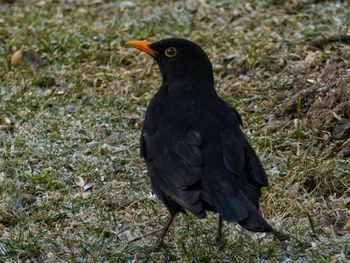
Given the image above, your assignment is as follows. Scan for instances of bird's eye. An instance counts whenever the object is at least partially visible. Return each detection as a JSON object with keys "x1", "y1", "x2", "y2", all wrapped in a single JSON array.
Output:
[{"x1": 165, "y1": 47, "x2": 177, "y2": 57}]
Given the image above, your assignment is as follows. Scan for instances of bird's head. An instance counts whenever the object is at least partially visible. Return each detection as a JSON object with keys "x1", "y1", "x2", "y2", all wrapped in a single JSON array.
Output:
[{"x1": 127, "y1": 38, "x2": 214, "y2": 88}]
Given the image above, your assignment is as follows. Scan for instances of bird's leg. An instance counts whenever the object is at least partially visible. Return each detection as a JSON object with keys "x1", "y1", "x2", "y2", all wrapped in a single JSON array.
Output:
[
  {"x1": 154, "y1": 214, "x2": 175, "y2": 250},
  {"x1": 216, "y1": 217, "x2": 223, "y2": 242},
  {"x1": 216, "y1": 216, "x2": 224, "y2": 244},
  {"x1": 211, "y1": 217, "x2": 226, "y2": 249}
]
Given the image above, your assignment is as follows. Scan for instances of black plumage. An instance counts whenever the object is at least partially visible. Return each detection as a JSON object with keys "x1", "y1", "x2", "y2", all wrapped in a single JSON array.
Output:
[{"x1": 127, "y1": 38, "x2": 282, "y2": 248}]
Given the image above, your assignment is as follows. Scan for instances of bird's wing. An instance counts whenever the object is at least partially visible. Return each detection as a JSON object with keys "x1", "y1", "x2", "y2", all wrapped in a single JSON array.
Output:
[
  {"x1": 209, "y1": 100, "x2": 268, "y2": 208},
  {"x1": 192, "y1": 97, "x2": 271, "y2": 231},
  {"x1": 222, "y1": 129, "x2": 268, "y2": 186},
  {"x1": 141, "y1": 129, "x2": 206, "y2": 218},
  {"x1": 200, "y1": 128, "x2": 272, "y2": 232},
  {"x1": 221, "y1": 129, "x2": 268, "y2": 206}
]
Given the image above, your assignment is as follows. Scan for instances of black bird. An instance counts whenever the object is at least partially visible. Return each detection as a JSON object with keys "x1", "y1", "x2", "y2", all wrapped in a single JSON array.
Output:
[{"x1": 127, "y1": 38, "x2": 284, "y2": 248}]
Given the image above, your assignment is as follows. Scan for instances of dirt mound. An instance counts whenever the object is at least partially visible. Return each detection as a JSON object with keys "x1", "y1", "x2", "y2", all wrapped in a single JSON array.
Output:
[{"x1": 276, "y1": 58, "x2": 350, "y2": 131}]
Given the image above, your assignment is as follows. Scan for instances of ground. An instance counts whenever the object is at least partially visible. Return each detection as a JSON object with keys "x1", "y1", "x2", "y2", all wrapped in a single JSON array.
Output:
[{"x1": 0, "y1": 0, "x2": 349, "y2": 262}]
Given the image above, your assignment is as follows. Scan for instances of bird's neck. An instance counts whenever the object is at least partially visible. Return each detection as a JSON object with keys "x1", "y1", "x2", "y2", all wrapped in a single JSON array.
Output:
[{"x1": 161, "y1": 76, "x2": 215, "y2": 94}]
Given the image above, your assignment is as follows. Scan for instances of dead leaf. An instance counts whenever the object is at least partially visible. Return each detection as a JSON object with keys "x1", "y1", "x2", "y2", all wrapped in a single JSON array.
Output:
[
  {"x1": 332, "y1": 112, "x2": 342, "y2": 122},
  {"x1": 106, "y1": 144, "x2": 127, "y2": 154},
  {"x1": 74, "y1": 176, "x2": 85, "y2": 188},
  {"x1": 304, "y1": 51, "x2": 321, "y2": 67},
  {"x1": 1, "y1": 116, "x2": 11, "y2": 125},
  {"x1": 10, "y1": 50, "x2": 22, "y2": 65}
]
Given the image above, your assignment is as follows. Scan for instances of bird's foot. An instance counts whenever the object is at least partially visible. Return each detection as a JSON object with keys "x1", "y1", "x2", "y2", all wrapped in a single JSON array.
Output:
[
  {"x1": 152, "y1": 241, "x2": 163, "y2": 252},
  {"x1": 272, "y1": 229, "x2": 290, "y2": 241},
  {"x1": 210, "y1": 236, "x2": 226, "y2": 250}
]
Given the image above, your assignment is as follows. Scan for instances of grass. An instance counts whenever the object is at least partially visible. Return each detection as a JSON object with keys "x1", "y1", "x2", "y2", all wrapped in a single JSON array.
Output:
[{"x1": 0, "y1": 0, "x2": 349, "y2": 262}]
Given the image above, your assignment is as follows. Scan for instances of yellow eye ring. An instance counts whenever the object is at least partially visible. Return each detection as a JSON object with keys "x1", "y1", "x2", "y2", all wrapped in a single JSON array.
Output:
[{"x1": 165, "y1": 47, "x2": 177, "y2": 57}]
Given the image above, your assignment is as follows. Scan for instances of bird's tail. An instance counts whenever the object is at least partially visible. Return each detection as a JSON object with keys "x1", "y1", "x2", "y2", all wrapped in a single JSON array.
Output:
[{"x1": 209, "y1": 191, "x2": 272, "y2": 232}]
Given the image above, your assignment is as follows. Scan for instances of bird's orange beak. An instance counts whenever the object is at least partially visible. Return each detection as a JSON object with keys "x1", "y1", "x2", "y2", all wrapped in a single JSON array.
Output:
[{"x1": 126, "y1": 40, "x2": 158, "y2": 56}]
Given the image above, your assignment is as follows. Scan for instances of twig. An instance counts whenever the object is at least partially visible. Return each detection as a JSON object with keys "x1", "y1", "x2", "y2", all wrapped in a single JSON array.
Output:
[{"x1": 129, "y1": 228, "x2": 163, "y2": 243}]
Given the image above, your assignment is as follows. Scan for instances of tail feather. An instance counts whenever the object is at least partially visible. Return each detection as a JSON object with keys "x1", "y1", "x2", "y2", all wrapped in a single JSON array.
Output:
[
  {"x1": 210, "y1": 191, "x2": 272, "y2": 232},
  {"x1": 238, "y1": 211, "x2": 272, "y2": 232},
  {"x1": 237, "y1": 192, "x2": 272, "y2": 232},
  {"x1": 210, "y1": 192, "x2": 249, "y2": 221}
]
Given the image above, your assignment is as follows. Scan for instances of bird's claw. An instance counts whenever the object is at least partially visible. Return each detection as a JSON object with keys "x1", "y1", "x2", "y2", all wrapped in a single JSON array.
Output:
[
  {"x1": 272, "y1": 230, "x2": 290, "y2": 241},
  {"x1": 152, "y1": 242, "x2": 163, "y2": 252},
  {"x1": 210, "y1": 236, "x2": 226, "y2": 250}
]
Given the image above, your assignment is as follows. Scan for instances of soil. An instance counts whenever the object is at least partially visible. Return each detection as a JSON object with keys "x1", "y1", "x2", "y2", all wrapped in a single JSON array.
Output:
[
  {"x1": 275, "y1": 58, "x2": 350, "y2": 156},
  {"x1": 275, "y1": 58, "x2": 350, "y2": 131}
]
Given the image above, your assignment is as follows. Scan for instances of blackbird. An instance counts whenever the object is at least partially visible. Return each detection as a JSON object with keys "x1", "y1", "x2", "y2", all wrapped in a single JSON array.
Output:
[{"x1": 127, "y1": 38, "x2": 285, "y2": 248}]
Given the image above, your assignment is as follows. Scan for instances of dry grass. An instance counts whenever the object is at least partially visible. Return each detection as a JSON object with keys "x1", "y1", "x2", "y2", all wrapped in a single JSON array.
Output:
[{"x1": 0, "y1": 0, "x2": 349, "y2": 262}]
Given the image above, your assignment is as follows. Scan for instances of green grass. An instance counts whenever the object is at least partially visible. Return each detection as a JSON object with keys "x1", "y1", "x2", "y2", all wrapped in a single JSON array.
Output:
[{"x1": 1, "y1": 0, "x2": 349, "y2": 262}]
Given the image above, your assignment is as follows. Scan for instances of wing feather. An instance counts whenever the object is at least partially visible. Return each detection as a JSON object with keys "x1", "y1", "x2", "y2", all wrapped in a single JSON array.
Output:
[{"x1": 141, "y1": 129, "x2": 205, "y2": 218}]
